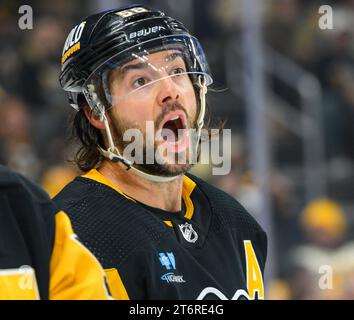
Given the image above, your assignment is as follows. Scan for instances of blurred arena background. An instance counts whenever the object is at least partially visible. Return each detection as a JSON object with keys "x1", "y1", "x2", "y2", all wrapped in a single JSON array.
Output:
[{"x1": 1, "y1": 0, "x2": 354, "y2": 299}]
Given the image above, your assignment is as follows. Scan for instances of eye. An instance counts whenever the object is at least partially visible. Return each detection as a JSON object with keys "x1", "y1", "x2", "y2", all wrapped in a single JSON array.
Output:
[
  {"x1": 133, "y1": 77, "x2": 148, "y2": 88},
  {"x1": 171, "y1": 67, "x2": 186, "y2": 76}
]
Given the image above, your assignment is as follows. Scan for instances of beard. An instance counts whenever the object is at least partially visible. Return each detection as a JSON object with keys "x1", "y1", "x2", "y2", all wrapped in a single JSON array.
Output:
[{"x1": 108, "y1": 101, "x2": 198, "y2": 178}]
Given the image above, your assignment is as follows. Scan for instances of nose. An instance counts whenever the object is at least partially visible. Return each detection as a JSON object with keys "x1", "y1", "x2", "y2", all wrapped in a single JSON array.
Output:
[{"x1": 156, "y1": 77, "x2": 180, "y2": 106}]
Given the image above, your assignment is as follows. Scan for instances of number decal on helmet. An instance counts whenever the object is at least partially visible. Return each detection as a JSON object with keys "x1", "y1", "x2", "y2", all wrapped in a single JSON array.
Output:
[{"x1": 115, "y1": 7, "x2": 149, "y2": 18}]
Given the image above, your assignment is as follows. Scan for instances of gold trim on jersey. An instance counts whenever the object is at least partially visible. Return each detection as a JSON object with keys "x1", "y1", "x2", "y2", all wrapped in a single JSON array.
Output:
[
  {"x1": 49, "y1": 211, "x2": 112, "y2": 300},
  {"x1": 82, "y1": 169, "x2": 136, "y2": 202},
  {"x1": 81, "y1": 169, "x2": 196, "y2": 227},
  {"x1": 105, "y1": 268, "x2": 130, "y2": 300},
  {"x1": 0, "y1": 267, "x2": 39, "y2": 300},
  {"x1": 182, "y1": 175, "x2": 196, "y2": 220},
  {"x1": 163, "y1": 221, "x2": 173, "y2": 227}
]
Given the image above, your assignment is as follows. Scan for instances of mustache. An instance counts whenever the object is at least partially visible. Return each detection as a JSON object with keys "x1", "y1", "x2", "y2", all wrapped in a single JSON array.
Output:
[{"x1": 155, "y1": 101, "x2": 189, "y2": 130}]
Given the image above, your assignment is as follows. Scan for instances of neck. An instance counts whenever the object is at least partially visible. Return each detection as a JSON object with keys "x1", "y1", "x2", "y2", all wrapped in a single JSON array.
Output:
[{"x1": 98, "y1": 161, "x2": 184, "y2": 212}]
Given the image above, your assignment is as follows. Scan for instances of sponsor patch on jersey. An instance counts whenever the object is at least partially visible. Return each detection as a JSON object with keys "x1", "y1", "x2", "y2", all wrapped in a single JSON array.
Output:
[
  {"x1": 161, "y1": 272, "x2": 186, "y2": 284},
  {"x1": 159, "y1": 252, "x2": 176, "y2": 270},
  {"x1": 158, "y1": 252, "x2": 186, "y2": 284}
]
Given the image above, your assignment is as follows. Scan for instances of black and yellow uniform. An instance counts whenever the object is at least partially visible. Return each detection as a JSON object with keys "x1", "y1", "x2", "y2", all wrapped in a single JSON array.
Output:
[
  {"x1": 0, "y1": 165, "x2": 111, "y2": 300},
  {"x1": 54, "y1": 169, "x2": 267, "y2": 300}
]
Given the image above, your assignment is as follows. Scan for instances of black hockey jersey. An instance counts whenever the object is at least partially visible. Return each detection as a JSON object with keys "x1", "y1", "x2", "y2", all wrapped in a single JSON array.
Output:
[
  {"x1": 0, "y1": 165, "x2": 110, "y2": 300},
  {"x1": 54, "y1": 169, "x2": 267, "y2": 300}
]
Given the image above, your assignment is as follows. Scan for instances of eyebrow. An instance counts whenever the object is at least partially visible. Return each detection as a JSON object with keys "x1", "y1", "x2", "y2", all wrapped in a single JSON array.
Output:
[{"x1": 121, "y1": 51, "x2": 184, "y2": 73}]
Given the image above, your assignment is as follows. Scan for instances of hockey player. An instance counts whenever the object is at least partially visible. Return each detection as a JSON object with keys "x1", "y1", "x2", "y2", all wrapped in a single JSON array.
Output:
[
  {"x1": 0, "y1": 165, "x2": 111, "y2": 299},
  {"x1": 55, "y1": 4, "x2": 267, "y2": 300}
]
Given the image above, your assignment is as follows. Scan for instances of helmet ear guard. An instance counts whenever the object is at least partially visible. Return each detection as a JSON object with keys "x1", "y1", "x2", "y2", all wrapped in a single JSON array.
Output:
[
  {"x1": 67, "y1": 91, "x2": 80, "y2": 111},
  {"x1": 82, "y1": 84, "x2": 106, "y2": 121}
]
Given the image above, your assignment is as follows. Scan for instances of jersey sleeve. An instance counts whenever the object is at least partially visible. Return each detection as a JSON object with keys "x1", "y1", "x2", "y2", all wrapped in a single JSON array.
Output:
[
  {"x1": 0, "y1": 167, "x2": 54, "y2": 299},
  {"x1": 49, "y1": 211, "x2": 112, "y2": 300},
  {"x1": 0, "y1": 165, "x2": 112, "y2": 300}
]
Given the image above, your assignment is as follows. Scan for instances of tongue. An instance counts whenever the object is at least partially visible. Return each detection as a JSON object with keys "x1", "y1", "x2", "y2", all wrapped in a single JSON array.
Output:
[{"x1": 162, "y1": 121, "x2": 178, "y2": 142}]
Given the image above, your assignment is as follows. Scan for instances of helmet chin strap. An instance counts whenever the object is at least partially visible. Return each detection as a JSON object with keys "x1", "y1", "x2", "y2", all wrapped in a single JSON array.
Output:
[
  {"x1": 98, "y1": 113, "x2": 179, "y2": 183},
  {"x1": 97, "y1": 75, "x2": 208, "y2": 183},
  {"x1": 195, "y1": 76, "x2": 207, "y2": 157}
]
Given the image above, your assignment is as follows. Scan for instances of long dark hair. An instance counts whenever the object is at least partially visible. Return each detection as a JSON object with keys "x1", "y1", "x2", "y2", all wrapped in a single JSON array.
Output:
[{"x1": 70, "y1": 94, "x2": 104, "y2": 172}]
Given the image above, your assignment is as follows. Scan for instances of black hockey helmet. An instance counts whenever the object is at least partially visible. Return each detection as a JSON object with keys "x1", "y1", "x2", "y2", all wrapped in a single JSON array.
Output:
[
  {"x1": 59, "y1": 4, "x2": 212, "y2": 110},
  {"x1": 58, "y1": 4, "x2": 212, "y2": 182}
]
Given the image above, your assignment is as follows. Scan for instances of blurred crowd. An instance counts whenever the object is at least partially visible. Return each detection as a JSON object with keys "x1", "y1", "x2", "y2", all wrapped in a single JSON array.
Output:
[{"x1": 0, "y1": 0, "x2": 353, "y2": 299}]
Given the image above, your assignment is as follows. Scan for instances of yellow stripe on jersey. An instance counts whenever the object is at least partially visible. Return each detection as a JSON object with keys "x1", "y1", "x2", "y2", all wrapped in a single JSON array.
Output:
[
  {"x1": 182, "y1": 175, "x2": 196, "y2": 220},
  {"x1": 82, "y1": 169, "x2": 136, "y2": 202},
  {"x1": 104, "y1": 268, "x2": 129, "y2": 300},
  {"x1": 244, "y1": 240, "x2": 264, "y2": 299},
  {"x1": 82, "y1": 169, "x2": 197, "y2": 225},
  {"x1": 0, "y1": 267, "x2": 39, "y2": 300},
  {"x1": 164, "y1": 221, "x2": 173, "y2": 227},
  {"x1": 49, "y1": 211, "x2": 112, "y2": 300},
  {"x1": 162, "y1": 177, "x2": 196, "y2": 227}
]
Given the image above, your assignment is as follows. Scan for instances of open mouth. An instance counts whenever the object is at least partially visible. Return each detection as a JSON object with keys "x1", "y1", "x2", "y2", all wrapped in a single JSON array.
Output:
[{"x1": 160, "y1": 112, "x2": 187, "y2": 143}]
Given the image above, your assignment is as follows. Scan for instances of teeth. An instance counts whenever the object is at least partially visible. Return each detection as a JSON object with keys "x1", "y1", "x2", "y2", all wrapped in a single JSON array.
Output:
[{"x1": 170, "y1": 116, "x2": 179, "y2": 121}]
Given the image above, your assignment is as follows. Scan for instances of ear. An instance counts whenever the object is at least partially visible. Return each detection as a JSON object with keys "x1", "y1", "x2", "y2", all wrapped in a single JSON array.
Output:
[{"x1": 83, "y1": 105, "x2": 105, "y2": 130}]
